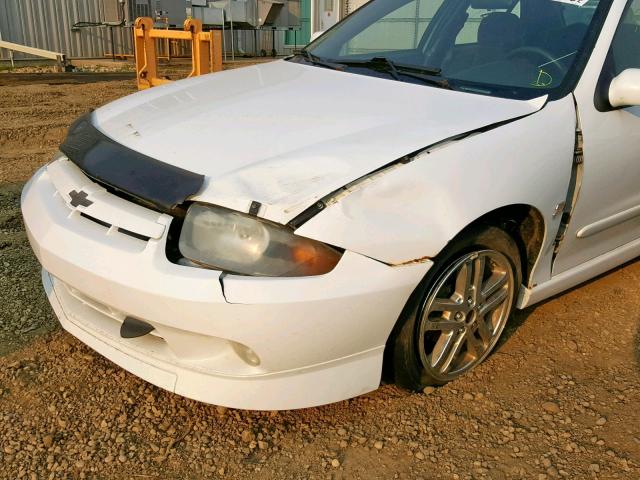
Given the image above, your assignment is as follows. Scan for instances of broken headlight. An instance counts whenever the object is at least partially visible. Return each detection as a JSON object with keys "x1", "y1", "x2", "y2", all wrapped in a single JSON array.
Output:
[{"x1": 178, "y1": 203, "x2": 342, "y2": 277}]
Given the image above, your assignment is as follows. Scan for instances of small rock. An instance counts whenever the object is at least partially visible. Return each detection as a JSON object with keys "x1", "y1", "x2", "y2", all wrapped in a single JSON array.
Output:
[
  {"x1": 423, "y1": 386, "x2": 436, "y2": 395},
  {"x1": 374, "y1": 441, "x2": 383, "y2": 450},
  {"x1": 331, "y1": 459, "x2": 340, "y2": 468},
  {"x1": 241, "y1": 430, "x2": 255, "y2": 443},
  {"x1": 588, "y1": 464, "x2": 600, "y2": 473},
  {"x1": 42, "y1": 435, "x2": 53, "y2": 448},
  {"x1": 596, "y1": 417, "x2": 607, "y2": 426},
  {"x1": 415, "y1": 452, "x2": 425, "y2": 460},
  {"x1": 337, "y1": 428, "x2": 347, "y2": 436},
  {"x1": 567, "y1": 340, "x2": 578, "y2": 351},
  {"x1": 463, "y1": 393, "x2": 474, "y2": 400},
  {"x1": 216, "y1": 406, "x2": 228, "y2": 416},
  {"x1": 542, "y1": 402, "x2": 560, "y2": 414}
]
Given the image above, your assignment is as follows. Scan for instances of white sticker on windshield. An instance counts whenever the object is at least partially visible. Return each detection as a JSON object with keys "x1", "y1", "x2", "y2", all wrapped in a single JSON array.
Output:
[{"x1": 551, "y1": 0, "x2": 589, "y2": 6}]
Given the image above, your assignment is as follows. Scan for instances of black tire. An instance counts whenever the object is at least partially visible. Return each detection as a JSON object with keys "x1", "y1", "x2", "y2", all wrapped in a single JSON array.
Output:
[{"x1": 389, "y1": 225, "x2": 522, "y2": 391}]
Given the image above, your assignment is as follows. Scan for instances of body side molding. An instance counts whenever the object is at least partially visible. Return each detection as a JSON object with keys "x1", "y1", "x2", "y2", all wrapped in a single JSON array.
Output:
[
  {"x1": 518, "y1": 235, "x2": 640, "y2": 308},
  {"x1": 576, "y1": 204, "x2": 640, "y2": 239}
]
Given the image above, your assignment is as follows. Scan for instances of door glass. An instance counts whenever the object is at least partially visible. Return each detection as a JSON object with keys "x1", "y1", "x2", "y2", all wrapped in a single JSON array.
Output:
[{"x1": 609, "y1": 0, "x2": 640, "y2": 75}]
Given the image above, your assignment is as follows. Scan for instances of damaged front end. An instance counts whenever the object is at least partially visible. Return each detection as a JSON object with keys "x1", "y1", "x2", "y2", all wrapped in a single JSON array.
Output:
[
  {"x1": 60, "y1": 112, "x2": 204, "y2": 215},
  {"x1": 58, "y1": 94, "x2": 553, "y2": 272}
]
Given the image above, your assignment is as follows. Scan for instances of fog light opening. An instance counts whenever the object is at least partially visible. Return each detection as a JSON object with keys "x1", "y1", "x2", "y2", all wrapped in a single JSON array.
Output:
[{"x1": 231, "y1": 341, "x2": 261, "y2": 367}]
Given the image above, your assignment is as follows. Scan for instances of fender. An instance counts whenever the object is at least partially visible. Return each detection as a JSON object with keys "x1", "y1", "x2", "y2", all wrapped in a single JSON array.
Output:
[{"x1": 295, "y1": 95, "x2": 577, "y2": 289}]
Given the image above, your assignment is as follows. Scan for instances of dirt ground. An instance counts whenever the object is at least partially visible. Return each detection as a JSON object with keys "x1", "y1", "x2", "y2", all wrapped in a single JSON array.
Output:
[{"x1": 0, "y1": 69, "x2": 639, "y2": 480}]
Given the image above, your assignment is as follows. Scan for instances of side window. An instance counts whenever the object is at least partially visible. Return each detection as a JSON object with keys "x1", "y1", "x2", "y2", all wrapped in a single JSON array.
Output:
[{"x1": 609, "y1": 0, "x2": 640, "y2": 75}]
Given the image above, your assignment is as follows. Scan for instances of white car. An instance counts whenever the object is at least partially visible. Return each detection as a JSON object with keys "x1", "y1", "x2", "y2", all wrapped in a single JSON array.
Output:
[{"x1": 22, "y1": 0, "x2": 640, "y2": 410}]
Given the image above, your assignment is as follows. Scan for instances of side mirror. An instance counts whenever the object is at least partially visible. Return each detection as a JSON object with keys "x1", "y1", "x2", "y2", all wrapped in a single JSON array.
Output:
[
  {"x1": 609, "y1": 68, "x2": 640, "y2": 108},
  {"x1": 309, "y1": 30, "x2": 325, "y2": 43}
]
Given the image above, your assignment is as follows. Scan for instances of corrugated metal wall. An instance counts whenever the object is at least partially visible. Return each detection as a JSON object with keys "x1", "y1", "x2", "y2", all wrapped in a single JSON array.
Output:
[
  {"x1": 0, "y1": 0, "x2": 133, "y2": 60},
  {"x1": 0, "y1": 0, "x2": 291, "y2": 61},
  {"x1": 231, "y1": 29, "x2": 287, "y2": 56}
]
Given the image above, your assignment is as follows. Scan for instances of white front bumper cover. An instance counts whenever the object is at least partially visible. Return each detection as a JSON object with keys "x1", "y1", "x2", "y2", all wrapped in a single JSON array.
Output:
[{"x1": 22, "y1": 162, "x2": 432, "y2": 410}]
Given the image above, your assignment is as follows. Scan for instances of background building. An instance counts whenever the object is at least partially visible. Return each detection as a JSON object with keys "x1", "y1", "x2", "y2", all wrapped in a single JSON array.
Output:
[
  {"x1": 310, "y1": 0, "x2": 368, "y2": 35},
  {"x1": 0, "y1": 0, "x2": 325, "y2": 62},
  {"x1": 0, "y1": 0, "x2": 374, "y2": 63}
]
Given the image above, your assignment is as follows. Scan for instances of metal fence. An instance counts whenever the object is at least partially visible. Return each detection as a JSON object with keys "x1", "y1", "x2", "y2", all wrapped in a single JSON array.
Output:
[{"x1": 0, "y1": 0, "x2": 134, "y2": 60}]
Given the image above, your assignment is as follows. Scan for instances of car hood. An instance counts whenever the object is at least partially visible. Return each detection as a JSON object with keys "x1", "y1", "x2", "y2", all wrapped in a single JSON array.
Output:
[{"x1": 93, "y1": 60, "x2": 547, "y2": 224}]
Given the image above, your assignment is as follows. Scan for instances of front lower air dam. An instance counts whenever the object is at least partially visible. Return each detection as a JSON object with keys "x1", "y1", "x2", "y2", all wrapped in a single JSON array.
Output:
[{"x1": 21, "y1": 155, "x2": 434, "y2": 410}]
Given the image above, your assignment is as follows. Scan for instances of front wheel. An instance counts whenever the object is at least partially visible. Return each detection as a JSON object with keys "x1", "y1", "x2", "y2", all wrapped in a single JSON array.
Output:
[{"x1": 391, "y1": 226, "x2": 522, "y2": 389}]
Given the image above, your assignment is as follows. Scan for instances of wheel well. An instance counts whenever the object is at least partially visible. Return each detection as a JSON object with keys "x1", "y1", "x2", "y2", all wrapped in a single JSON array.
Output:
[
  {"x1": 453, "y1": 204, "x2": 545, "y2": 288},
  {"x1": 381, "y1": 204, "x2": 545, "y2": 384}
]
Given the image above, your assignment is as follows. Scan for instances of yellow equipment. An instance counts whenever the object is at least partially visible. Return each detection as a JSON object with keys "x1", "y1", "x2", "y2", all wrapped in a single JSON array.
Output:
[{"x1": 134, "y1": 17, "x2": 223, "y2": 90}]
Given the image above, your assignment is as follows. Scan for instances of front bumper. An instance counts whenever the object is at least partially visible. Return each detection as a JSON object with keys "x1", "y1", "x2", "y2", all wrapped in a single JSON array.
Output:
[{"x1": 22, "y1": 160, "x2": 432, "y2": 410}]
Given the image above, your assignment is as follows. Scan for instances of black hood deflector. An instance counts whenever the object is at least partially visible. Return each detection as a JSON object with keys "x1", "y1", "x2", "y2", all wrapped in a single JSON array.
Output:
[{"x1": 60, "y1": 113, "x2": 204, "y2": 213}]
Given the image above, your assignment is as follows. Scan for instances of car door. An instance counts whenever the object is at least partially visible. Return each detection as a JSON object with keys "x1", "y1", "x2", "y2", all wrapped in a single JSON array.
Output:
[{"x1": 552, "y1": 0, "x2": 640, "y2": 275}]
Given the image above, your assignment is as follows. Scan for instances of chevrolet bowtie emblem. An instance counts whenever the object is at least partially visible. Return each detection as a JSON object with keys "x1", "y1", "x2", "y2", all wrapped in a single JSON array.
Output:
[{"x1": 68, "y1": 190, "x2": 93, "y2": 208}]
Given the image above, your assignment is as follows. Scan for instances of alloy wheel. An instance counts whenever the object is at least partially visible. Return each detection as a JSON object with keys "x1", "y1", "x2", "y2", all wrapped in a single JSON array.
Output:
[{"x1": 417, "y1": 250, "x2": 515, "y2": 382}]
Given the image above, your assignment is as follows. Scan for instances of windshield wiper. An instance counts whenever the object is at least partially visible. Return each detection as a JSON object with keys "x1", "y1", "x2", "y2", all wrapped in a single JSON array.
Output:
[
  {"x1": 368, "y1": 57, "x2": 401, "y2": 80},
  {"x1": 297, "y1": 53, "x2": 451, "y2": 89},
  {"x1": 299, "y1": 50, "x2": 345, "y2": 71},
  {"x1": 397, "y1": 68, "x2": 452, "y2": 90},
  {"x1": 338, "y1": 57, "x2": 451, "y2": 89},
  {"x1": 387, "y1": 59, "x2": 442, "y2": 77}
]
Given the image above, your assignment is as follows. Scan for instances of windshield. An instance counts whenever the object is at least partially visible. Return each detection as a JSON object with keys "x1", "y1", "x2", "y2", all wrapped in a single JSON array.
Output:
[{"x1": 303, "y1": 0, "x2": 611, "y2": 99}]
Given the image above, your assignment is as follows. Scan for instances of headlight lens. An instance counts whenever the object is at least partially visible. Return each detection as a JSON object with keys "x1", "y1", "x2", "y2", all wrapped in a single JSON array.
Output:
[{"x1": 178, "y1": 203, "x2": 342, "y2": 277}]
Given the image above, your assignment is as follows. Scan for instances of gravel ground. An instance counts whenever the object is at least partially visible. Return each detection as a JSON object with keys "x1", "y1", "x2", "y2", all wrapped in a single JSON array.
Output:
[
  {"x1": 0, "y1": 184, "x2": 57, "y2": 356},
  {"x1": 0, "y1": 69, "x2": 639, "y2": 480}
]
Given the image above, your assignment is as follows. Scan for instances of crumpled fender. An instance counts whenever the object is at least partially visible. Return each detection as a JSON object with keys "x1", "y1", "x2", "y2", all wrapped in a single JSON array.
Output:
[{"x1": 295, "y1": 96, "x2": 577, "y2": 277}]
